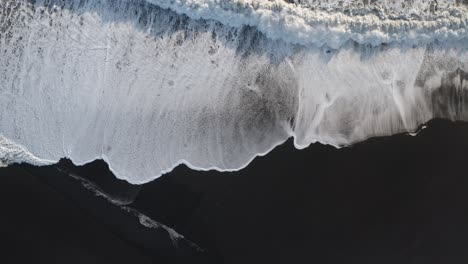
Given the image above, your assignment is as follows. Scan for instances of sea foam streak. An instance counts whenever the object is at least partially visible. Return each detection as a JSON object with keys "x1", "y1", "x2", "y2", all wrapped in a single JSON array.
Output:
[{"x1": 0, "y1": 0, "x2": 467, "y2": 184}]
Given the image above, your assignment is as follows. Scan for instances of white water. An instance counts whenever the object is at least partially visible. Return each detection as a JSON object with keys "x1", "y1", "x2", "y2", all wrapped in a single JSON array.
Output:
[
  {"x1": 0, "y1": 0, "x2": 467, "y2": 184},
  {"x1": 145, "y1": 0, "x2": 468, "y2": 48}
]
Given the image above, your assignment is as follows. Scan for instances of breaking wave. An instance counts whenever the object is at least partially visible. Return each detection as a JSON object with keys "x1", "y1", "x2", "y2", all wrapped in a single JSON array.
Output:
[
  {"x1": 0, "y1": 0, "x2": 467, "y2": 184},
  {"x1": 146, "y1": 0, "x2": 468, "y2": 47}
]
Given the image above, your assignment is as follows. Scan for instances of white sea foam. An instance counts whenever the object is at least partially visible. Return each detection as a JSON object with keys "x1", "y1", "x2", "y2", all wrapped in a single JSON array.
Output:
[
  {"x1": 0, "y1": 136, "x2": 53, "y2": 167},
  {"x1": 0, "y1": 0, "x2": 467, "y2": 184},
  {"x1": 143, "y1": 0, "x2": 468, "y2": 48}
]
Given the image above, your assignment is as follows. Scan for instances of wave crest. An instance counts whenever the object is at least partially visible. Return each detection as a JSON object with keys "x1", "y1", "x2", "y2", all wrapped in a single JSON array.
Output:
[{"x1": 144, "y1": 0, "x2": 468, "y2": 47}]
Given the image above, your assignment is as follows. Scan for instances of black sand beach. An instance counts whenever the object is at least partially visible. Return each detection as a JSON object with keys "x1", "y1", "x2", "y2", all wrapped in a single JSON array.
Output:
[{"x1": 2, "y1": 118, "x2": 468, "y2": 264}]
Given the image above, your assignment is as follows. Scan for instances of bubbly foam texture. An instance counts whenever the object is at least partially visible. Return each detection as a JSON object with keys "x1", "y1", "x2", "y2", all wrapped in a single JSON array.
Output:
[
  {"x1": 295, "y1": 0, "x2": 461, "y2": 15},
  {"x1": 0, "y1": 136, "x2": 54, "y2": 167},
  {"x1": 0, "y1": 0, "x2": 467, "y2": 183},
  {"x1": 144, "y1": 0, "x2": 468, "y2": 48}
]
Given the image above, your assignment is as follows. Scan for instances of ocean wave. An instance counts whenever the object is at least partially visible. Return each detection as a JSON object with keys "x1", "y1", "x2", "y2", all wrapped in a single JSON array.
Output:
[
  {"x1": 0, "y1": 0, "x2": 467, "y2": 184},
  {"x1": 143, "y1": 0, "x2": 468, "y2": 47}
]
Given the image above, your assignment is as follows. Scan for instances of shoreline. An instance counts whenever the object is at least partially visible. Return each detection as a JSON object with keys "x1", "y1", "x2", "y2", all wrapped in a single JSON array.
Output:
[{"x1": 2, "y1": 118, "x2": 468, "y2": 263}]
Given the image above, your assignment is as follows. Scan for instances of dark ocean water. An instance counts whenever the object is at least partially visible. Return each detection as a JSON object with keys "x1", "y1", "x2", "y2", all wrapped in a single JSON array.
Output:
[{"x1": 1, "y1": 118, "x2": 468, "y2": 264}]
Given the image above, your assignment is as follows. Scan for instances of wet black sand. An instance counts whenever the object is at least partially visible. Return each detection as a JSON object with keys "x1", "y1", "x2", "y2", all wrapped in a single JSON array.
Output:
[
  {"x1": 2, "y1": 118, "x2": 468, "y2": 264},
  {"x1": 0, "y1": 166, "x2": 151, "y2": 264}
]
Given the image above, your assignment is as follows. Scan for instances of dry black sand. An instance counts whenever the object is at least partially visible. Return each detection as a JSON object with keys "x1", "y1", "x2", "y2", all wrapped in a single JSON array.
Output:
[{"x1": 1, "y1": 118, "x2": 468, "y2": 264}]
